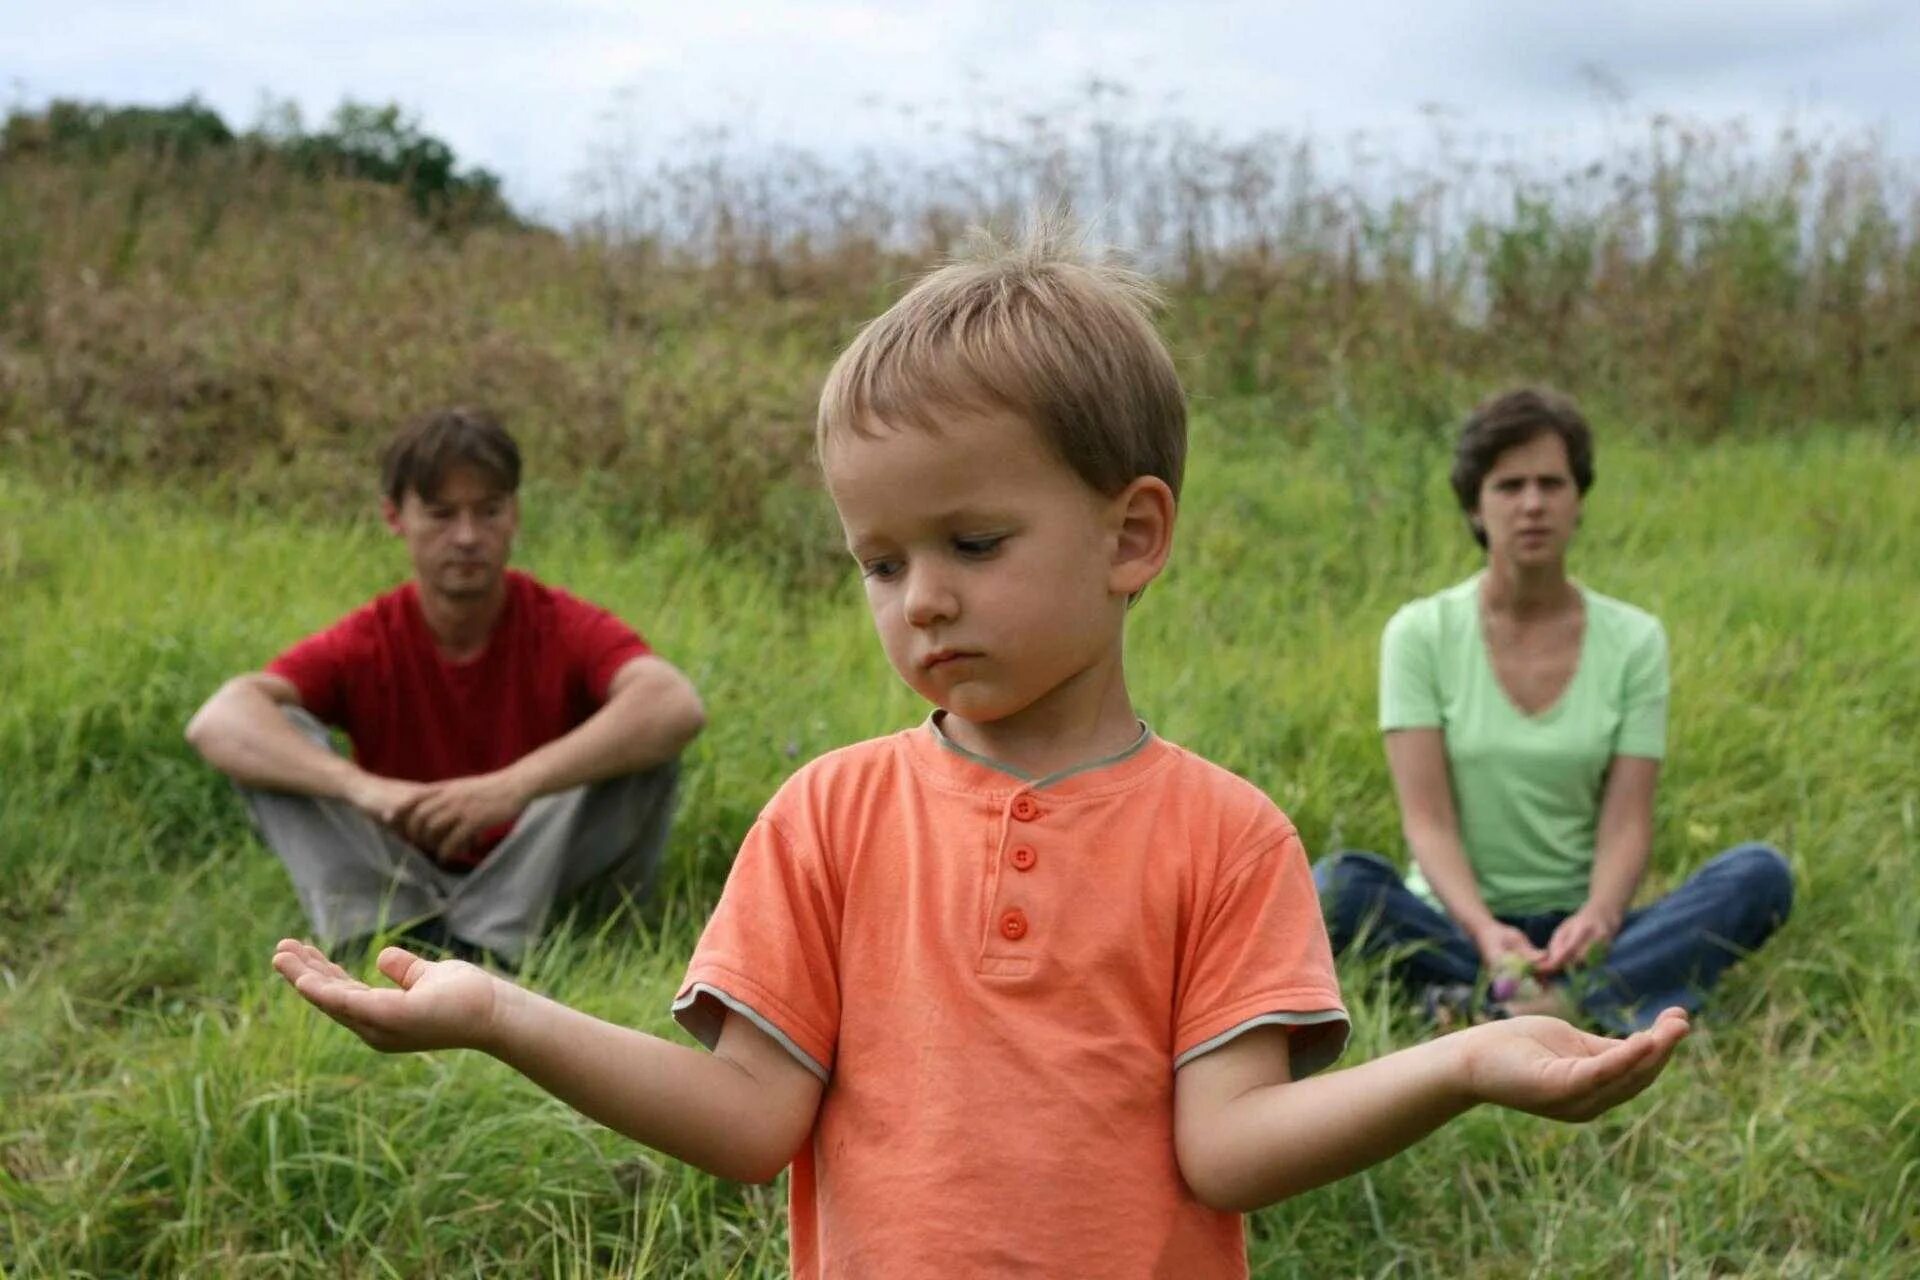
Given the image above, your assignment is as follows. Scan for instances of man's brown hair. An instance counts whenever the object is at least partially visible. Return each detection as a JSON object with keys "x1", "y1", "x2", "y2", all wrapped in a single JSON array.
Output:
[
  {"x1": 380, "y1": 406, "x2": 522, "y2": 505},
  {"x1": 816, "y1": 221, "x2": 1187, "y2": 500},
  {"x1": 1450, "y1": 386, "x2": 1595, "y2": 548}
]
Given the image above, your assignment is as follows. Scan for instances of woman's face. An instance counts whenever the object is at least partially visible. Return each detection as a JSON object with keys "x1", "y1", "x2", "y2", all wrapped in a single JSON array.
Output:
[{"x1": 1473, "y1": 431, "x2": 1581, "y2": 567}]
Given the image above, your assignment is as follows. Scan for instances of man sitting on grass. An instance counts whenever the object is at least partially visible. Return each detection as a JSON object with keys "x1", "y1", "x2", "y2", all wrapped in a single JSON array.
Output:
[{"x1": 188, "y1": 407, "x2": 705, "y2": 968}]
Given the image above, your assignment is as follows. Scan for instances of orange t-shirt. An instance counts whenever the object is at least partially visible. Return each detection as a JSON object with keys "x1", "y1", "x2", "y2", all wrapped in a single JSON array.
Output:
[{"x1": 674, "y1": 720, "x2": 1348, "y2": 1279}]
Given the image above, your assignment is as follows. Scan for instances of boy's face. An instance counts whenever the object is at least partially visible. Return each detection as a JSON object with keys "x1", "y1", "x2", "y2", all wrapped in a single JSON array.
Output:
[{"x1": 823, "y1": 411, "x2": 1166, "y2": 728}]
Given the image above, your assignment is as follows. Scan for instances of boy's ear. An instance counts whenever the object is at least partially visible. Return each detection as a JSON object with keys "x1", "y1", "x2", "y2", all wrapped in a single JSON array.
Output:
[
  {"x1": 1107, "y1": 476, "x2": 1176, "y2": 598},
  {"x1": 381, "y1": 497, "x2": 403, "y2": 535}
]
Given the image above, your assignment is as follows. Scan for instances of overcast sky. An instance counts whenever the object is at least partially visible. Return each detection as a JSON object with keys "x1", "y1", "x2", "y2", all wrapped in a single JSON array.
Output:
[{"x1": 7, "y1": 1, "x2": 1915, "y2": 221}]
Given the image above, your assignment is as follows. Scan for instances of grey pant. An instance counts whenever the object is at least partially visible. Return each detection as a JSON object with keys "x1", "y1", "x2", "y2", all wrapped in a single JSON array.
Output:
[{"x1": 241, "y1": 707, "x2": 680, "y2": 962}]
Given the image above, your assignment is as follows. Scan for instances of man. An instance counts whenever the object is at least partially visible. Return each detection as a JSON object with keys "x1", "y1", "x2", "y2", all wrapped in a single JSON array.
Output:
[{"x1": 188, "y1": 406, "x2": 705, "y2": 966}]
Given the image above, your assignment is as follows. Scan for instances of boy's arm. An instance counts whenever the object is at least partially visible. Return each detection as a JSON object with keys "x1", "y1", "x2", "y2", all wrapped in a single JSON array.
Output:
[
  {"x1": 1172, "y1": 1009, "x2": 1689, "y2": 1212},
  {"x1": 272, "y1": 940, "x2": 822, "y2": 1184}
]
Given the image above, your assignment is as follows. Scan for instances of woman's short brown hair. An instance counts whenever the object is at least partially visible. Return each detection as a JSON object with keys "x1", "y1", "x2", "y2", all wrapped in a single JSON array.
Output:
[
  {"x1": 380, "y1": 406, "x2": 521, "y2": 505},
  {"x1": 1450, "y1": 387, "x2": 1595, "y2": 547},
  {"x1": 816, "y1": 221, "x2": 1187, "y2": 500}
]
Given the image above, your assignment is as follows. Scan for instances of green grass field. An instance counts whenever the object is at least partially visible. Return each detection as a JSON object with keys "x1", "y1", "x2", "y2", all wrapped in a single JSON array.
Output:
[{"x1": 3, "y1": 420, "x2": 1916, "y2": 1277}]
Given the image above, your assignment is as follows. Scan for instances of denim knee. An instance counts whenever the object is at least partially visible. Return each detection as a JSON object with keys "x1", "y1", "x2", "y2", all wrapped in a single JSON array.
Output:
[
  {"x1": 1718, "y1": 841, "x2": 1794, "y2": 929},
  {"x1": 1312, "y1": 849, "x2": 1396, "y2": 898},
  {"x1": 1311, "y1": 850, "x2": 1397, "y2": 946}
]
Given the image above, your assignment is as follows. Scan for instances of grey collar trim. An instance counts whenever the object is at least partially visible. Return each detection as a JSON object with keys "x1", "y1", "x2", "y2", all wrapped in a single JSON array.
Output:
[{"x1": 928, "y1": 712, "x2": 1155, "y2": 790}]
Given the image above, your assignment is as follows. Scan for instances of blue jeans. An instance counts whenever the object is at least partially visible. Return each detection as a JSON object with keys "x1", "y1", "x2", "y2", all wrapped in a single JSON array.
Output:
[{"x1": 1311, "y1": 843, "x2": 1793, "y2": 1033}]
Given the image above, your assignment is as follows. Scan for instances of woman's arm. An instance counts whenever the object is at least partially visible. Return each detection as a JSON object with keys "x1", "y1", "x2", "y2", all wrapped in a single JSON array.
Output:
[
  {"x1": 1540, "y1": 755, "x2": 1659, "y2": 973},
  {"x1": 1384, "y1": 729, "x2": 1541, "y2": 965}
]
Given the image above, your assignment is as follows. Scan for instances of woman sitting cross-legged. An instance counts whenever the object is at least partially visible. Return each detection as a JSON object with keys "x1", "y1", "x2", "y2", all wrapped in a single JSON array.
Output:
[{"x1": 1315, "y1": 387, "x2": 1793, "y2": 1032}]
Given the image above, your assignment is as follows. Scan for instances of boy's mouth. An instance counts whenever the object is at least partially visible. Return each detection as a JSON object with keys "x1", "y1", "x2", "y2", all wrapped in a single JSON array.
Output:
[{"x1": 922, "y1": 649, "x2": 978, "y2": 671}]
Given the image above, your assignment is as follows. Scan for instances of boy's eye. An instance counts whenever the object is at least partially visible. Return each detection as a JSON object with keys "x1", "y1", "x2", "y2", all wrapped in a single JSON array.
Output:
[
  {"x1": 953, "y1": 535, "x2": 1004, "y2": 557},
  {"x1": 860, "y1": 557, "x2": 903, "y2": 581}
]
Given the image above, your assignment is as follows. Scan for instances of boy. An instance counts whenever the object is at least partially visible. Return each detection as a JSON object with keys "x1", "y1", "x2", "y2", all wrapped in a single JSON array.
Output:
[{"x1": 273, "y1": 226, "x2": 1690, "y2": 1278}]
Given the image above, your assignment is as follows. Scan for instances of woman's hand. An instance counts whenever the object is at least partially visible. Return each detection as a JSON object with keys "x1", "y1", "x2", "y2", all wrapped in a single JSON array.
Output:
[
  {"x1": 271, "y1": 939, "x2": 512, "y2": 1054},
  {"x1": 1458, "y1": 1007, "x2": 1689, "y2": 1121},
  {"x1": 1471, "y1": 920, "x2": 1545, "y2": 972},
  {"x1": 1538, "y1": 904, "x2": 1622, "y2": 975}
]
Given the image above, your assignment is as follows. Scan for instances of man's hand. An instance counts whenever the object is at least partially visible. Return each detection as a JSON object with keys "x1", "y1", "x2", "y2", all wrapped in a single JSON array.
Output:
[
  {"x1": 1457, "y1": 1007, "x2": 1689, "y2": 1122},
  {"x1": 1538, "y1": 903, "x2": 1622, "y2": 975},
  {"x1": 1471, "y1": 920, "x2": 1545, "y2": 972},
  {"x1": 345, "y1": 773, "x2": 433, "y2": 828},
  {"x1": 271, "y1": 939, "x2": 513, "y2": 1054},
  {"x1": 393, "y1": 772, "x2": 532, "y2": 863}
]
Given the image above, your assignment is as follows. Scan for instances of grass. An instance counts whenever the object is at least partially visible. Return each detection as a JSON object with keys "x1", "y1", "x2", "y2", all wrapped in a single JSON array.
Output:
[{"x1": 3, "y1": 418, "x2": 1916, "y2": 1277}]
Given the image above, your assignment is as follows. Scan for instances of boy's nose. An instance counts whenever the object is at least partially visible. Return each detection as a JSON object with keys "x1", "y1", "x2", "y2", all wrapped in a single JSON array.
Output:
[{"x1": 903, "y1": 570, "x2": 958, "y2": 627}]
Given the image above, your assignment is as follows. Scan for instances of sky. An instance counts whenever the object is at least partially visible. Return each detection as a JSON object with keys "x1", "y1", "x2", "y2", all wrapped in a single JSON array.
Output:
[{"x1": 6, "y1": 1, "x2": 1916, "y2": 221}]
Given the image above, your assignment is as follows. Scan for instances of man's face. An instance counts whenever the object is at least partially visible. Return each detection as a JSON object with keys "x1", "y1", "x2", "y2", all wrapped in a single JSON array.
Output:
[
  {"x1": 822, "y1": 411, "x2": 1136, "y2": 727},
  {"x1": 383, "y1": 464, "x2": 519, "y2": 602}
]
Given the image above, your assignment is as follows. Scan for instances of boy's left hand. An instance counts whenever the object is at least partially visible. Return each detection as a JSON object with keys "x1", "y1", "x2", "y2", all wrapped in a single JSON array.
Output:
[{"x1": 1458, "y1": 1007, "x2": 1689, "y2": 1122}]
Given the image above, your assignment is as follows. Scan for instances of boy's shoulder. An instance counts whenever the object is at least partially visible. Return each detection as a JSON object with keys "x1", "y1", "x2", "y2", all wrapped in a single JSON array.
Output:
[
  {"x1": 1156, "y1": 738, "x2": 1303, "y2": 849},
  {"x1": 759, "y1": 729, "x2": 919, "y2": 820}
]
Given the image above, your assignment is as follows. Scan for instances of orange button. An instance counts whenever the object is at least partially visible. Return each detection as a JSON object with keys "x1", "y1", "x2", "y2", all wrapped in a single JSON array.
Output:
[
  {"x1": 1011, "y1": 795, "x2": 1042, "y2": 822},
  {"x1": 1009, "y1": 845, "x2": 1037, "y2": 872},
  {"x1": 999, "y1": 909, "x2": 1029, "y2": 940}
]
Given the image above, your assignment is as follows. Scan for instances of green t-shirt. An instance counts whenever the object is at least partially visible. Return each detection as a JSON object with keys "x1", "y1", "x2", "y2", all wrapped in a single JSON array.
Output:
[{"x1": 1379, "y1": 573, "x2": 1669, "y2": 916}]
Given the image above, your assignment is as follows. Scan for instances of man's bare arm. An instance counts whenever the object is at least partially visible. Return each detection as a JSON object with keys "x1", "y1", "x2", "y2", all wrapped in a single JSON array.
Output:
[
  {"x1": 185, "y1": 674, "x2": 392, "y2": 804},
  {"x1": 505, "y1": 655, "x2": 706, "y2": 799},
  {"x1": 273, "y1": 941, "x2": 821, "y2": 1183},
  {"x1": 399, "y1": 656, "x2": 707, "y2": 857}
]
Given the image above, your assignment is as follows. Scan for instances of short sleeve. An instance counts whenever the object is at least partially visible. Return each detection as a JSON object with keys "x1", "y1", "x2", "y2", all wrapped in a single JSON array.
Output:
[
  {"x1": 1614, "y1": 619, "x2": 1669, "y2": 760},
  {"x1": 555, "y1": 593, "x2": 652, "y2": 702},
  {"x1": 265, "y1": 619, "x2": 356, "y2": 725},
  {"x1": 673, "y1": 813, "x2": 841, "y2": 1081},
  {"x1": 1379, "y1": 601, "x2": 1442, "y2": 731},
  {"x1": 1172, "y1": 826, "x2": 1349, "y2": 1079}
]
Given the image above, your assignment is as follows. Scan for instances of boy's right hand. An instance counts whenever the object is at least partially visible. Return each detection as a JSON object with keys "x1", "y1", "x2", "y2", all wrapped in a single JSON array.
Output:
[{"x1": 271, "y1": 939, "x2": 509, "y2": 1054}]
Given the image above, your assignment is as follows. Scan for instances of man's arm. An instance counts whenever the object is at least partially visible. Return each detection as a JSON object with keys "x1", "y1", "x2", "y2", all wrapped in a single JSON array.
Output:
[
  {"x1": 272, "y1": 940, "x2": 821, "y2": 1183},
  {"x1": 399, "y1": 656, "x2": 706, "y2": 857},
  {"x1": 1384, "y1": 728, "x2": 1542, "y2": 966},
  {"x1": 508, "y1": 655, "x2": 706, "y2": 797},
  {"x1": 1539, "y1": 755, "x2": 1659, "y2": 974},
  {"x1": 185, "y1": 674, "x2": 421, "y2": 820},
  {"x1": 1173, "y1": 1009, "x2": 1689, "y2": 1212}
]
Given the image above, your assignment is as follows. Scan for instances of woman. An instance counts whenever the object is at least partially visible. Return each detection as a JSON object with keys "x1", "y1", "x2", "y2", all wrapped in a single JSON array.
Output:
[{"x1": 1315, "y1": 387, "x2": 1792, "y2": 1032}]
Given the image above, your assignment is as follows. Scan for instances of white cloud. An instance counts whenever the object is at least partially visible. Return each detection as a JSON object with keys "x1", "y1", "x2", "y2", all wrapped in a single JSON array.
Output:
[{"x1": 5, "y1": 0, "x2": 1916, "y2": 217}]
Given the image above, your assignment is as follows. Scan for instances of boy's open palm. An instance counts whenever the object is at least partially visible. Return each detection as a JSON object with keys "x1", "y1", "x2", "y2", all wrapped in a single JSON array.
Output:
[
  {"x1": 271, "y1": 939, "x2": 505, "y2": 1053},
  {"x1": 1462, "y1": 1007, "x2": 1689, "y2": 1122}
]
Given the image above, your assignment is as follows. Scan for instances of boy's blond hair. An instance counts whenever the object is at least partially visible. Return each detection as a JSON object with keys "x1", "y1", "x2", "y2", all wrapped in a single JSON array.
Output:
[{"x1": 817, "y1": 220, "x2": 1187, "y2": 499}]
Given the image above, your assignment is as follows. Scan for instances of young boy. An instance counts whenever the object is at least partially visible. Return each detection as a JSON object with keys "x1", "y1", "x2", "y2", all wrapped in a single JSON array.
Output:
[{"x1": 272, "y1": 227, "x2": 1690, "y2": 1278}]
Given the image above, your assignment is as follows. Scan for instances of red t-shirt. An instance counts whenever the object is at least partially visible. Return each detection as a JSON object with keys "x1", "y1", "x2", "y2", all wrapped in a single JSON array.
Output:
[{"x1": 267, "y1": 569, "x2": 652, "y2": 863}]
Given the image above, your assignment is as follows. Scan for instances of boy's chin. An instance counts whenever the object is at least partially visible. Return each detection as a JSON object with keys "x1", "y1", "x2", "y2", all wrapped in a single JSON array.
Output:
[{"x1": 909, "y1": 682, "x2": 1025, "y2": 728}]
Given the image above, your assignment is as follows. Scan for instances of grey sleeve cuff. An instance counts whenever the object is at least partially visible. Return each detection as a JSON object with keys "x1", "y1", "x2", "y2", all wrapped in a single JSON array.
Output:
[
  {"x1": 670, "y1": 982, "x2": 831, "y2": 1084},
  {"x1": 1174, "y1": 1009, "x2": 1351, "y2": 1078}
]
